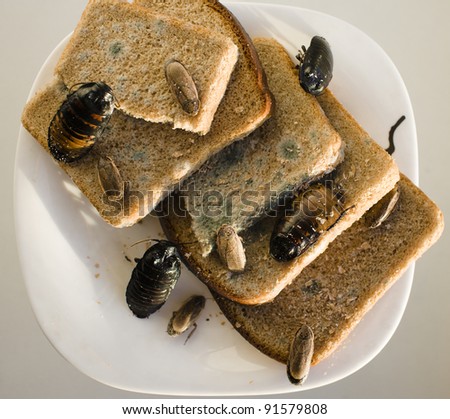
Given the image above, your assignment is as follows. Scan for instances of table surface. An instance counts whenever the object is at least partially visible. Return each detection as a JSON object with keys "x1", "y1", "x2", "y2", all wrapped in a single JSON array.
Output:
[{"x1": 1, "y1": 0, "x2": 449, "y2": 398}]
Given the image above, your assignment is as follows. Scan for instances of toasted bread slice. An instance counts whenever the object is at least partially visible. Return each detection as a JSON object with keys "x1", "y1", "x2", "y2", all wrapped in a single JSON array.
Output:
[
  {"x1": 54, "y1": 0, "x2": 239, "y2": 135},
  {"x1": 213, "y1": 175, "x2": 444, "y2": 366},
  {"x1": 178, "y1": 38, "x2": 344, "y2": 257},
  {"x1": 159, "y1": 38, "x2": 400, "y2": 305}
]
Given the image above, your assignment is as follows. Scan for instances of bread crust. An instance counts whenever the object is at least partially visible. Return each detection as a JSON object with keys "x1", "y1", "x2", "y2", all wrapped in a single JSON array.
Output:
[{"x1": 201, "y1": 0, "x2": 273, "y2": 119}]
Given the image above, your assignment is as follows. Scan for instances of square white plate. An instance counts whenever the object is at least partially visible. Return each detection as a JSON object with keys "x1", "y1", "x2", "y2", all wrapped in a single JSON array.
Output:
[{"x1": 14, "y1": 2, "x2": 417, "y2": 396}]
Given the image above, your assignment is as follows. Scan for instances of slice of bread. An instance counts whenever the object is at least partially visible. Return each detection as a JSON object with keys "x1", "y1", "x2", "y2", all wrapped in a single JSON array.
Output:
[
  {"x1": 134, "y1": 0, "x2": 273, "y2": 141},
  {"x1": 21, "y1": 0, "x2": 273, "y2": 228},
  {"x1": 179, "y1": 38, "x2": 344, "y2": 257},
  {"x1": 159, "y1": 39, "x2": 400, "y2": 305},
  {"x1": 22, "y1": 73, "x2": 263, "y2": 228},
  {"x1": 213, "y1": 175, "x2": 444, "y2": 367},
  {"x1": 55, "y1": 0, "x2": 239, "y2": 135}
]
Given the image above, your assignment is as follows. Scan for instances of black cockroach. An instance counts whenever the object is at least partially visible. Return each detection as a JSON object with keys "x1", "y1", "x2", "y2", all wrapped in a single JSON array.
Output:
[
  {"x1": 48, "y1": 82, "x2": 116, "y2": 163},
  {"x1": 126, "y1": 240, "x2": 181, "y2": 318},
  {"x1": 270, "y1": 181, "x2": 346, "y2": 262},
  {"x1": 296, "y1": 36, "x2": 333, "y2": 96}
]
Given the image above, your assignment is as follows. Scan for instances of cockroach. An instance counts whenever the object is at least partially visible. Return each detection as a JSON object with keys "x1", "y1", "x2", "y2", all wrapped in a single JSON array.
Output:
[
  {"x1": 287, "y1": 324, "x2": 314, "y2": 385},
  {"x1": 165, "y1": 59, "x2": 200, "y2": 115},
  {"x1": 97, "y1": 156, "x2": 124, "y2": 197},
  {"x1": 270, "y1": 181, "x2": 346, "y2": 262},
  {"x1": 126, "y1": 240, "x2": 181, "y2": 318},
  {"x1": 48, "y1": 82, "x2": 116, "y2": 163},
  {"x1": 365, "y1": 184, "x2": 400, "y2": 229},
  {"x1": 167, "y1": 295, "x2": 206, "y2": 343},
  {"x1": 216, "y1": 224, "x2": 246, "y2": 273},
  {"x1": 296, "y1": 36, "x2": 333, "y2": 96}
]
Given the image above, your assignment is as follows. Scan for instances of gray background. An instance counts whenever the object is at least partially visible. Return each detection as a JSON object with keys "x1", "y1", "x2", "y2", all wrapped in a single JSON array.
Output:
[{"x1": 1, "y1": 0, "x2": 448, "y2": 398}]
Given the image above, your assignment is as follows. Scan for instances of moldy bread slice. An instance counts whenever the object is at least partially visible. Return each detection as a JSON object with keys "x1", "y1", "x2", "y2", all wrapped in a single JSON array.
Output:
[
  {"x1": 159, "y1": 38, "x2": 400, "y2": 305},
  {"x1": 54, "y1": 0, "x2": 239, "y2": 135},
  {"x1": 21, "y1": 73, "x2": 262, "y2": 228},
  {"x1": 21, "y1": 2, "x2": 274, "y2": 228},
  {"x1": 134, "y1": 0, "x2": 273, "y2": 142},
  {"x1": 213, "y1": 175, "x2": 444, "y2": 367},
  {"x1": 180, "y1": 38, "x2": 344, "y2": 257}
]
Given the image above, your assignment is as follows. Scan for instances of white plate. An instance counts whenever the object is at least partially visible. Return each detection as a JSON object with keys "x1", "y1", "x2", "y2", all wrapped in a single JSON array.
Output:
[{"x1": 14, "y1": 2, "x2": 417, "y2": 396}]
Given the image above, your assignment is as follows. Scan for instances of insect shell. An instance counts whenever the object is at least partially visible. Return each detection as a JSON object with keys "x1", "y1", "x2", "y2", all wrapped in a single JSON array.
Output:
[
  {"x1": 365, "y1": 184, "x2": 400, "y2": 229},
  {"x1": 48, "y1": 82, "x2": 116, "y2": 163},
  {"x1": 270, "y1": 181, "x2": 345, "y2": 262},
  {"x1": 167, "y1": 295, "x2": 206, "y2": 338},
  {"x1": 296, "y1": 36, "x2": 333, "y2": 96},
  {"x1": 165, "y1": 59, "x2": 200, "y2": 116},
  {"x1": 97, "y1": 156, "x2": 124, "y2": 198},
  {"x1": 287, "y1": 324, "x2": 314, "y2": 385},
  {"x1": 126, "y1": 240, "x2": 181, "y2": 319},
  {"x1": 216, "y1": 224, "x2": 246, "y2": 273}
]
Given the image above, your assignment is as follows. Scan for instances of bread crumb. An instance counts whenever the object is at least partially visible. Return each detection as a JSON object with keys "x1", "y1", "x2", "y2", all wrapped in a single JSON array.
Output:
[{"x1": 359, "y1": 241, "x2": 371, "y2": 250}]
